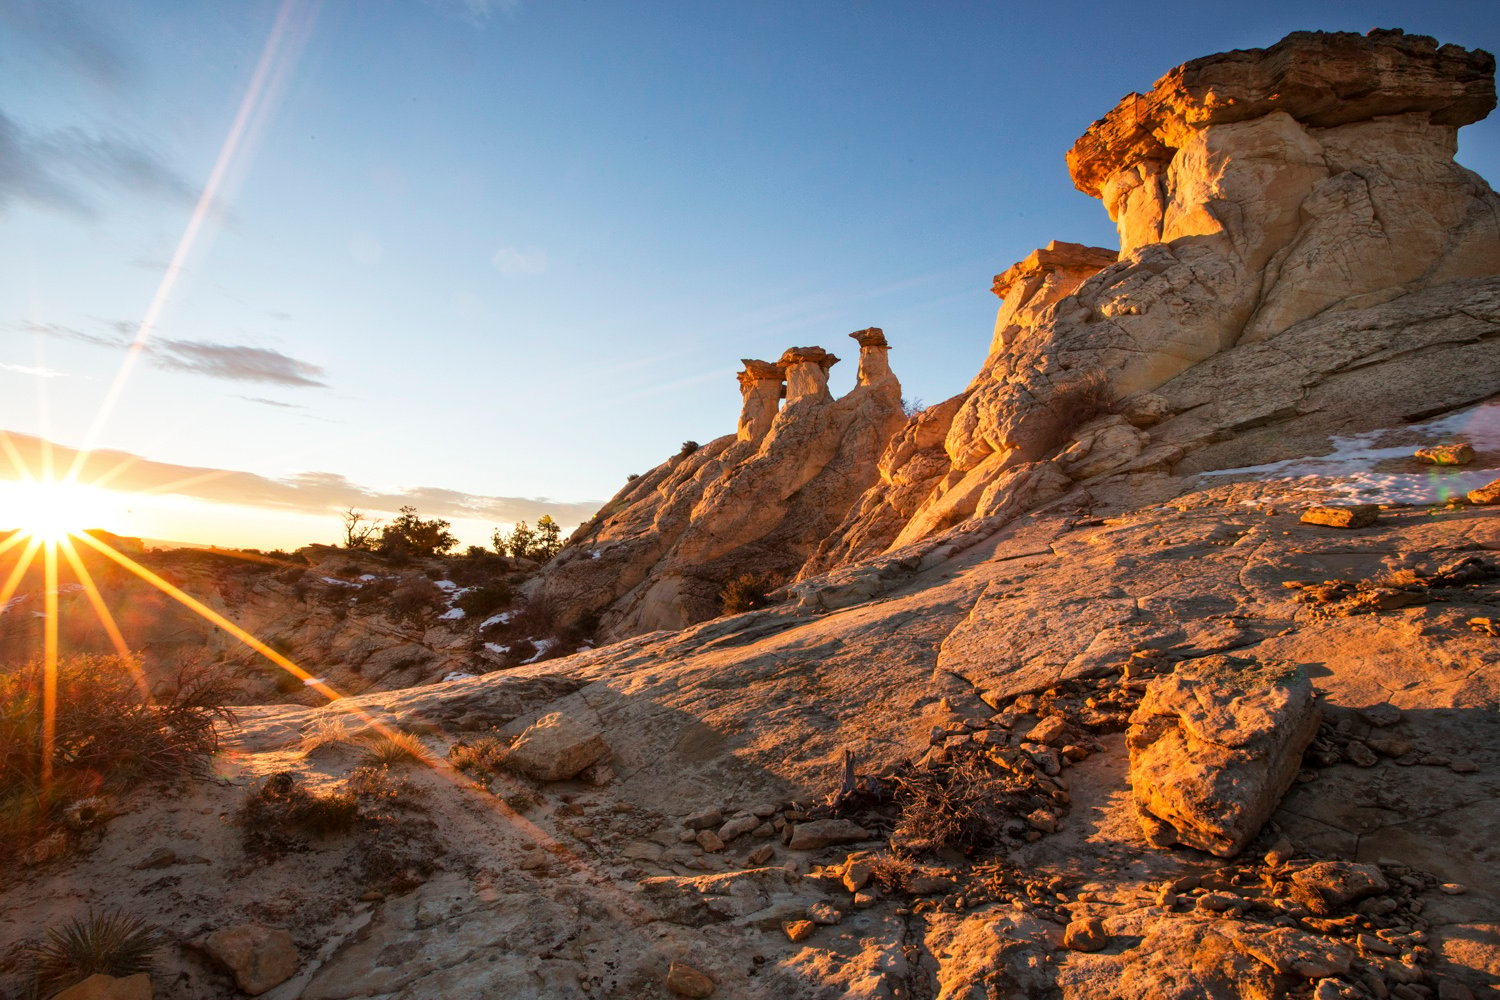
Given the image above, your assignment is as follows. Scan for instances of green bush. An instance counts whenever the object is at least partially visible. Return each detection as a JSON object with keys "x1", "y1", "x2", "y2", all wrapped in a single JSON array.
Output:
[{"x1": 378, "y1": 506, "x2": 457, "y2": 558}]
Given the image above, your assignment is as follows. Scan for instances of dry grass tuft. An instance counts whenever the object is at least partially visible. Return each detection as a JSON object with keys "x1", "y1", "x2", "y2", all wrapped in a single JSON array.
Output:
[
  {"x1": 360, "y1": 730, "x2": 433, "y2": 767},
  {"x1": 447, "y1": 735, "x2": 511, "y2": 777},
  {"x1": 26, "y1": 909, "x2": 162, "y2": 995},
  {"x1": 719, "y1": 571, "x2": 783, "y2": 615},
  {"x1": 889, "y1": 745, "x2": 1017, "y2": 856}
]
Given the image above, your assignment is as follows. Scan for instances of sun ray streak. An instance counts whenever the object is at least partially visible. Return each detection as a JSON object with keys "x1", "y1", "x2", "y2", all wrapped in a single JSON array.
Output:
[
  {"x1": 42, "y1": 540, "x2": 59, "y2": 790},
  {"x1": 0, "y1": 530, "x2": 33, "y2": 560},
  {"x1": 71, "y1": 531, "x2": 342, "y2": 700},
  {"x1": 0, "y1": 535, "x2": 42, "y2": 612},
  {"x1": 65, "y1": 0, "x2": 312, "y2": 486},
  {"x1": 57, "y1": 537, "x2": 148, "y2": 695}
]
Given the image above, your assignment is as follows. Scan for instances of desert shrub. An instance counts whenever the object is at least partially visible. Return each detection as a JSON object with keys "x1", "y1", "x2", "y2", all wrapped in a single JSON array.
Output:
[
  {"x1": 239, "y1": 772, "x2": 359, "y2": 852},
  {"x1": 457, "y1": 581, "x2": 513, "y2": 619},
  {"x1": 352, "y1": 576, "x2": 396, "y2": 605},
  {"x1": 719, "y1": 572, "x2": 783, "y2": 615},
  {"x1": 678, "y1": 440, "x2": 700, "y2": 457},
  {"x1": 0, "y1": 656, "x2": 233, "y2": 862},
  {"x1": 387, "y1": 580, "x2": 441, "y2": 623},
  {"x1": 360, "y1": 731, "x2": 433, "y2": 767},
  {"x1": 26, "y1": 909, "x2": 162, "y2": 995},
  {"x1": 901, "y1": 397, "x2": 926, "y2": 418},
  {"x1": 889, "y1": 745, "x2": 1015, "y2": 856},
  {"x1": 1038, "y1": 370, "x2": 1117, "y2": 454}
]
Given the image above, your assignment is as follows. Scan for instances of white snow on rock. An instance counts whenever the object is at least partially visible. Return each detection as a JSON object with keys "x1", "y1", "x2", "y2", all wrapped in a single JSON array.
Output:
[
  {"x1": 434, "y1": 580, "x2": 458, "y2": 592},
  {"x1": 484, "y1": 643, "x2": 511, "y2": 655},
  {"x1": 1201, "y1": 401, "x2": 1500, "y2": 505},
  {"x1": 442, "y1": 671, "x2": 477, "y2": 682},
  {"x1": 522, "y1": 638, "x2": 558, "y2": 664},
  {"x1": 439, "y1": 607, "x2": 466, "y2": 620},
  {"x1": 321, "y1": 576, "x2": 361, "y2": 588},
  {"x1": 358, "y1": 574, "x2": 378, "y2": 581},
  {"x1": 480, "y1": 612, "x2": 512, "y2": 628}
]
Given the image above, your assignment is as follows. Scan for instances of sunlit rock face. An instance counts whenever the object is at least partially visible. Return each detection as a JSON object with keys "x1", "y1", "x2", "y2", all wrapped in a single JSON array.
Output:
[
  {"x1": 534, "y1": 330, "x2": 904, "y2": 640},
  {"x1": 807, "y1": 28, "x2": 1500, "y2": 573}
]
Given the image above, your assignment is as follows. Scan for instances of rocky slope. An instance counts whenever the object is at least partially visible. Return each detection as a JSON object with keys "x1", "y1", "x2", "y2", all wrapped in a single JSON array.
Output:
[
  {"x1": 3, "y1": 26, "x2": 1500, "y2": 1000},
  {"x1": 534, "y1": 330, "x2": 904, "y2": 641}
]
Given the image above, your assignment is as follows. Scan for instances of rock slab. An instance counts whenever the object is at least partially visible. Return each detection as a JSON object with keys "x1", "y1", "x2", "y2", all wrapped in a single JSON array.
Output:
[
  {"x1": 504, "y1": 712, "x2": 609, "y2": 781},
  {"x1": 203, "y1": 924, "x2": 298, "y2": 996},
  {"x1": 1127, "y1": 656, "x2": 1321, "y2": 857},
  {"x1": 50, "y1": 974, "x2": 152, "y2": 1000}
]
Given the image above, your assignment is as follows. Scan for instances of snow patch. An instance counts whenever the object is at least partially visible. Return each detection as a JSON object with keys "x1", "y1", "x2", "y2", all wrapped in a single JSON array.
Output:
[
  {"x1": 480, "y1": 612, "x2": 512, "y2": 628},
  {"x1": 321, "y1": 576, "x2": 361, "y2": 588},
  {"x1": 433, "y1": 579, "x2": 458, "y2": 592},
  {"x1": 438, "y1": 607, "x2": 466, "y2": 620},
  {"x1": 484, "y1": 643, "x2": 510, "y2": 655},
  {"x1": 521, "y1": 638, "x2": 558, "y2": 664},
  {"x1": 1200, "y1": 400, "x2": 1500, "y2": 505},
  {"x1": 442, "y1": 671, "x2": 477, "y2": 682}
]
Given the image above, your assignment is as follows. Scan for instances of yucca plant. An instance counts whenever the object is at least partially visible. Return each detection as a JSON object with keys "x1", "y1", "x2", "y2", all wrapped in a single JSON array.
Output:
[{"x1": 27, "y1": 909, "x2": 162, "y2": 994}]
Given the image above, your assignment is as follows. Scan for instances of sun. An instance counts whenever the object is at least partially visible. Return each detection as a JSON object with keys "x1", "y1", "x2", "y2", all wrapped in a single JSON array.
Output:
[{"x1": 3, "y1": 478, "x2": 110, "y2": 542}]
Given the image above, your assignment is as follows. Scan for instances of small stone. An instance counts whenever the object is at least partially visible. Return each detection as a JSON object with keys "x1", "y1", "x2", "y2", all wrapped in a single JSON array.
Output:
[
  {"x1": 747, "y1": 845, "x2": 774, "y2": 866},
  {"x1": 696, "y1": 830, "x2": 725, "y2": 853},
  {"x1": 678, "y1": 829, "x2": 699, "y2": 844},
  {"x1": 749, "y1": 802, "x2": 777, "y2": 818},
  {"x1": 1301, "y1": 505, "x2": 1379, "y2": 529},
  {"x1": 752, "y1": 822, "x2": 776, "y2": 838},
  {"x1": 1466, "y1": 477, "x2": 1500, "y2": 505},
  {"x1": 853, "y1": 890, "x2": 879, "y2": 909},
  {"x1": 666, "y1": 961, "x2": 716, "y2": 998},
  {"x1": 1026, "y1": 716, "x2": 1069, "y2": 746},
  {"x1": 1362, "y1": 704, "x2": 1402, "y2": 728},
  {"x1": 1063, "y1": 916, "x2": 1108, "y2": 952},
  {"x1": 132, "y1": 847, "x2": 177, "y2": 870},
  {"x1": 787, "y1": 819, "x2": 870, "y2": 851},
  {"x1": 783, "y1": 919, "x2": 816, "y2": 942},
  {"x1": 358, "y1": 890, "x2": 384, "y2": 902},
  {"x1": 1449, "y1": 759, "x2": 1479, "y2": 774},
  {"x1": 808, "y1": 902, "x2": 842, "y2": 925},
  {"x1": 1196, "y1": 892, "x2": 1240, "y2": 912},
  {"x1": 1414, "y1": 443, "x2": 1475, "y2": 466},
  {"x1": 843, "y1": 859, "x2": 874, "y2": 891},
  {"x1": 1344, "y1": 741, "x2": 1379, "y2": 767},
  {"x1": 1438, "y1": 883, "x2": 1466, "y2": 895},
  {"x1": 503, "y1": 712, "x2": 610, "y2": 782},
  {"x1": 1367, "y1": 736, "x2": 1414, "y2": 758},
  {"x1": 204, "y1": 925, "x2": 299, "y2": 996},
  {"x1": 1026, "y1": 808, "x2": 1059, "y2": 833},
  {"x1": 1289, "y1": 861, "x2": 1389, "y2": 915},
  {"x1": 717, "y1": 815, "x2": 760, "y2": 842},
  {"x1": 685, "y1": 809, "x2": 723, "y2": 831},
  {"x1": 1265, "y1": 837, "x2": 1294, "y2": 867}
]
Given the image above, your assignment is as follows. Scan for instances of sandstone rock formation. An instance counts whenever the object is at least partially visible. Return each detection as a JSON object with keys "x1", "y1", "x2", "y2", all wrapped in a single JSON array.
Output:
[
  {"x1": 809, "y1": 28, "x2": 1500, "y2": 575},
  {"x1": 1127, "y1": 656, "x2": 1321, "y2": 857},
  {"x1": 534, "y1": 329, "x2": 904, "y2": 639}
]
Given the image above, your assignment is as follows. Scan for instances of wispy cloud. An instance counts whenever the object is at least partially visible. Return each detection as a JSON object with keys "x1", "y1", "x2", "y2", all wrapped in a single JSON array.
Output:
[
  {"x1": 0, "y1": 363, "x2": 66, "y2": 378},
  {"x1": 426, "y1": 0, "x2": 524, "y2": 24},
  {"x1": 0, "y1": 109, "x2": 196, "y2": 218},
  {"x1": 0, "y1": 430, "x2": 599, "y2": 527},
  {"x1": 235, "y1": 395, "x2": 304, "y2": 410},
  {"x1": 491, "y1": 246, "x2": 548, "y2": 276},
  {"x1": 20, "y1": 320, "x2": 327, "y2": 389},
  {"x1": 0, "y1": 1, "x2": 135, "y2": 88},
  {"x1": 152, "y1": 340, "x2": 326, "y2": 387}
]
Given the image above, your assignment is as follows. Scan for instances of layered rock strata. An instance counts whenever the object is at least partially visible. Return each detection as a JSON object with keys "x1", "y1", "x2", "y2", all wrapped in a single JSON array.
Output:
[
  {"x1": 808, "y1": 28, "x2": 1500, "y2": 575},
  {"x1": 535, "y1": 330, "x2": 904, "y2": 639}
]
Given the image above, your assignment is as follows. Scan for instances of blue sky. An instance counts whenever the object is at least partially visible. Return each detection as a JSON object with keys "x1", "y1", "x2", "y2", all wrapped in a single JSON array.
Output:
[{"x1": 2, "y1": 0, "x2": 1497, "y2": 548}]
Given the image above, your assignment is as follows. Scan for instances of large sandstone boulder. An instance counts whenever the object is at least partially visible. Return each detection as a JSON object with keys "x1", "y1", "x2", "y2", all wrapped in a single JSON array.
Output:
[
  {"x1": 534, "y1": 330, "x2": 905, "y2": 639},
  {"x1": 1127, "y1": 656, "x2": 1320, "y2": 857},
  {"x1": 203, "y1": 924, "x2": 298, "y2": 996},
  {"x1": 807, "y1": 29, "x2": 1500, "y2": 576},
  {"x1": 504, "y1": 711, "x2": 609, "y2": 781}
]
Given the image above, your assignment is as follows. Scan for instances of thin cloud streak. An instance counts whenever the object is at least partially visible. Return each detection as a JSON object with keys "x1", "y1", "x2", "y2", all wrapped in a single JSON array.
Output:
[
  {"x1": 0, "y1": 109, "x2": 197, "y2": 217},
  {"x1": 0, "y1": 430, "x2": 601, "y2": 528},
  {"x1": 21, "y1": 320, "x2": 327, "y2": 389}
]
